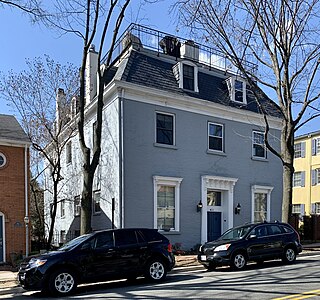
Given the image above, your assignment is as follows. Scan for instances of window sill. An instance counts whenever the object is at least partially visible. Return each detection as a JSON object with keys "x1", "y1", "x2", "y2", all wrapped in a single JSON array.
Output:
[
  {"x1": 154, "y1": 143, "x2": 178, "y2": 150},
  {"x1": 251, "y1": 157, "x2": 268, "y2": 162},
  {"x1": 206, "y1": 150, "x2": 226, "y2": 156}
]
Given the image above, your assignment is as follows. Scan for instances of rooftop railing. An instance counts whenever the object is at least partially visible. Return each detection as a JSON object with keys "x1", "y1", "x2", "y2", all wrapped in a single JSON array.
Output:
[{"x1": 101, "y1": 23, "x2": 257, "y2": 76}]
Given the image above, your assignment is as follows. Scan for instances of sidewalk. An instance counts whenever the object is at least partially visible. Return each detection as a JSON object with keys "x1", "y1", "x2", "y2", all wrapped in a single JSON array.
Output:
[{"x1": 1, "y1": 244, "x2": 320, "y2": 289}]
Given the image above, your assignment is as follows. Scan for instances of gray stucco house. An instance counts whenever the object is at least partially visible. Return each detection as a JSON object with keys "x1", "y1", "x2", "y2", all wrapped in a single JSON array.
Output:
[{"x1": 44, "y1": 24, "x2": 283, "y2": 250}]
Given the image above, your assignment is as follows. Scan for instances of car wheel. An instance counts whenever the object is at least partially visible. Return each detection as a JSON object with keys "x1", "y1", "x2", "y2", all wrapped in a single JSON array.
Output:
[
  {"x1": 48, "y1": 268, "x2": 77, "y2": 296},
  {"x1": 204, "y1": 263, "x2": 217, "y2": 271},
  {"x1": 145, "y1": 258, "x2": 167, "y2": 281},
  {"x1": 282, "y1": 247, "x2": 296, "y2": 264},
  {"x1": 231, "y1": 252, "x2": 247, "y2": 270}
]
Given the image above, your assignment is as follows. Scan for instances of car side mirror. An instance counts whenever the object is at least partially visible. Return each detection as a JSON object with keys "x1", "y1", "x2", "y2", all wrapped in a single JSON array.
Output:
[{"x1": 249, "y1": 234, "x2": 257, "y2": 239}]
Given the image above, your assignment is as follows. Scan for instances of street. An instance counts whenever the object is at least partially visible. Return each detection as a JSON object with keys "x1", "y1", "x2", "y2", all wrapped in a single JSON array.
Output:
[{"x1": 1, "y1": 253, "x2": 320, "y2": 299}]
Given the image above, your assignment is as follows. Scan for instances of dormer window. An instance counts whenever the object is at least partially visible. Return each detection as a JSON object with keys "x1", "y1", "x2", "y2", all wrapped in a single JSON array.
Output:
[
  {"x1": 227, "y1": 77, "x2": 246, "y2": 103},
  {"x1": 173, "y1": 61, "x2": 199, "y2": 92}
]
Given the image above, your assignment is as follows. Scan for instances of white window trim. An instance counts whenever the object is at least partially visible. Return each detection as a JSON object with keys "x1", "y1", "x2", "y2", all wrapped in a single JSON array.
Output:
[
  {"x1": 251, "y1": 185, "x2": 273, "y2": 222},
  {"x1": 178, "y1": 61, "x2": 199, "y2": 93},
  {"x1": 153, "y1": 176, "x2": 183, "y2": 232},
  {"x1": 208, "y1": 122, "x2": 224, "y2": 152},
  {"x1": 0, "y1": 212, "x2": 6, "y2": 262},
  {"x1": 252, "y1": 130, "x2": 267, "y2": 159},
  {"x1": 60, "y1": 199, "x2": 65, "y2": 218},
  {"x1": 227, "y1": 77, "x2": 247, "y2": 104},
  {"x1": 155, "y1": 111, "x2": 176, "y2": 146},
  {"x1": 0, "y1": 153, "x2": 7, "y2": 168}
]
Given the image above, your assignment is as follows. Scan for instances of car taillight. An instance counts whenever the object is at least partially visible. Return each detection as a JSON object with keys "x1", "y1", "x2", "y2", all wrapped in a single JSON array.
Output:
[{"x1": 168, "y1": 243, "x2": 172, "y2": 253}]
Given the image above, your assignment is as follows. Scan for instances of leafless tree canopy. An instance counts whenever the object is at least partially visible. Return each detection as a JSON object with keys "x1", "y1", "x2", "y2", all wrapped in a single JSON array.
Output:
[{"x1": 176, "y1": 0, "x2": 320, "y2": 221}]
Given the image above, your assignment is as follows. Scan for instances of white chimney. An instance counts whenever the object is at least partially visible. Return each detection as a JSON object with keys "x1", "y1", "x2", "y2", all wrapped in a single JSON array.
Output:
[
  {"x1": 55, "y1": 88, "x2": 69, "y2": 132},
  {"x1": 85, "y1": 44, "x2": 98, "y2": 105}
]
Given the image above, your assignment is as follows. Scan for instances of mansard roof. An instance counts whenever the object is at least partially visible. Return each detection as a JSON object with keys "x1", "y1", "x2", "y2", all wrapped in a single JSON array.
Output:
[
  {"x1": 115, "y1": 50, "x2": 282, "y2": 118},
  {"x1": 0, "y1": 114, "x2": 30, "y2": 145}
]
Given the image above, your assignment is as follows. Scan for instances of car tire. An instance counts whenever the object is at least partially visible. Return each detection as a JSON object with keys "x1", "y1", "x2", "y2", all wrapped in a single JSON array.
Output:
[
  {"x1": 204, "y1": 263, "x2": 217, "y2": 271},
  {"x1": 48, "y1": 268, "x2": 77, "y2": 296},
  {"x1": 145, "y1": 258, "x2": 167, "y2": 282},
  {"x1": 282, "y1": 247, "x2": 296, "y2": 264},
  {"x1": 231, "y1": 252, "x2": 247, "y2": 270}
]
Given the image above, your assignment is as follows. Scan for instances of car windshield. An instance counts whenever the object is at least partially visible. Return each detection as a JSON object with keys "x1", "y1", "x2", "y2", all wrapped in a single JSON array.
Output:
[
  {"x1": 218, "y1": 225, "x2": 253, "y2": 241},
  {"x1": 58, "y1": 234, "x2": 92, "y2": 251}
]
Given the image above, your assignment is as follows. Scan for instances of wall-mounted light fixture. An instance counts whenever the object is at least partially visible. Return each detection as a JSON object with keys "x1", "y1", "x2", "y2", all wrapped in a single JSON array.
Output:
[
  {"x1": 234, "y1": 203, "x2": 241, "y2": 215},
  {"x1": 197, "y1": 200, "x2": 203, "y2": 212}
]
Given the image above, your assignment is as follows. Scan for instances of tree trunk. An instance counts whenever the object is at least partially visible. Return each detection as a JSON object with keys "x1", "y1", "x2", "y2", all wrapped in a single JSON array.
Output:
[
  {"x1": 80, "y1": 169, "x2": 94, "y2": 234},
  {"x1": 46, "y1": 180, "x2": 58, "y2": 249}
]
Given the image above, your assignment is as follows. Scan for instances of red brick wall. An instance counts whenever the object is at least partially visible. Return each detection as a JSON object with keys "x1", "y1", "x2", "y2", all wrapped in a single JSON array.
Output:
[{"x1": 0, "y1": 145, "x2": 30, "y2": 262}]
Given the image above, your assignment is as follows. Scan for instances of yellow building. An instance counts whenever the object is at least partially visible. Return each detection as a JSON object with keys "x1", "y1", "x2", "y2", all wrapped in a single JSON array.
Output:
[{"x1": 293, "y1": 131, "x2": 320, "y2": 216}]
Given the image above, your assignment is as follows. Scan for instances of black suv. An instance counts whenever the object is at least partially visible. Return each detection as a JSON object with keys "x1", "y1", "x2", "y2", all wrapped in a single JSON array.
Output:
[
  {"x1": 198, "y1": 221, "x2": 302, "y2": 271},
  {"x1": 18, "y1": 228, "x2": 175, "y2": 296}
]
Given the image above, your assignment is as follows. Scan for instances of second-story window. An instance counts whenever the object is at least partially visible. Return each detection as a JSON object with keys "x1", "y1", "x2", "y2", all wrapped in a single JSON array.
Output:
[
  {"x1": 294, "y1": 142, "x2": 305, "y2": 158},
  {"x1": 252, "y1": 131, "x2": 266, "y2": 159},
  {"x1": 60, "y1": 199, "x2": 65, "y2": 218},
  {"x1": 156, "y1": 112, "x2": 175, "y2": 146},
  {"x1": 293, "y1": 171, "x2": 305, "y2": 187},
  {"x1": 311, "y1": 168, "x2": 320, "y2": 186},
  {"x1": 208, "y1": 122, "x2": 224, "y2": 152},
  {"x1": 66, "y1": 141, "x2": 72, "y2": 164}
]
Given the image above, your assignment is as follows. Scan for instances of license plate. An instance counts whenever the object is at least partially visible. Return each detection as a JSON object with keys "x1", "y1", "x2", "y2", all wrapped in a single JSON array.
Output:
[{"x1": 201, "y1": 255, "x2": 207, "y2": 261}]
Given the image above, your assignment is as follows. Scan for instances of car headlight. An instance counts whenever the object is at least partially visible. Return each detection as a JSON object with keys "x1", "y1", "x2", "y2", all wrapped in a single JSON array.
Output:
[
  {"x1": 28, "y1": 258, "x2": 47, "y2": 268},
  {"x1": 214, "y1": 244, "x2": 231, "y2": 252}
]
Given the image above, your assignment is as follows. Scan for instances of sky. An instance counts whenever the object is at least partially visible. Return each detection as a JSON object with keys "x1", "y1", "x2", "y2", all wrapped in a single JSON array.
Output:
[
  {"x1": 0, "y1": 0, "x2": 177, "y2": 114},
  {"x1": 0, "y1": 1, "x2": 318, "y2": 136}
]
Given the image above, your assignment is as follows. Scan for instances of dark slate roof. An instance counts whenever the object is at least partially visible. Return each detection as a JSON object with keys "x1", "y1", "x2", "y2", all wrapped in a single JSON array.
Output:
[
  {"x1": 0, "y1": 114, "x2": 30, "y2": 144},
  {"x1": 116, "y1": 50, "x2": 282, "y2": 118}
]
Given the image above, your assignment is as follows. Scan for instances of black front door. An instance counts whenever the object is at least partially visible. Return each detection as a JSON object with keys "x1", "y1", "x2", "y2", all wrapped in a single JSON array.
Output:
[{"x1": 207, "y1": 212, "x2": 221, "y2": 242}]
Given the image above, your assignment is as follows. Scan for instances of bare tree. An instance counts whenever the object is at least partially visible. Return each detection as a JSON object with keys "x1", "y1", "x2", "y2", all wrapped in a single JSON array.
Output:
[
  {"x1": 176, "y1": 0, "x2": 320, "y2": 222},
  {"x1": 48, "y1": 0, "x2": 131, "y2": 234},
  {"x1": 0, "y1": 56, "x2": 79, "y2": 248}
]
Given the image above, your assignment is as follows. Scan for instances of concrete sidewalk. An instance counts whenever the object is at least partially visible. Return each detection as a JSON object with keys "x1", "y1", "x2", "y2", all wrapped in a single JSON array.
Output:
[{"x1": 1, "y1": 243, "x2": 320, "y2": 289}]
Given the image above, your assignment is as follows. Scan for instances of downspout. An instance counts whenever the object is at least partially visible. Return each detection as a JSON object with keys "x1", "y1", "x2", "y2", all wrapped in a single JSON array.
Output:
[
  {"x1": 24, "y1": 144, "x2": 29, "y2": 257},
  {"x1": 119, "y1": 88, "x2": 125, "y2": 228}
]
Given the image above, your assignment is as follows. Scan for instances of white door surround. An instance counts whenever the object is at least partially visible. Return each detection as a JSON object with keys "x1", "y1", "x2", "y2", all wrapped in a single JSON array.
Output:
[{"x1": 201, "y1": 175, "x2": 238, "y2": 244}]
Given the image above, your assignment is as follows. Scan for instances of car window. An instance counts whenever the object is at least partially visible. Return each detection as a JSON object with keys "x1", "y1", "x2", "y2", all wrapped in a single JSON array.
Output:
[
  {"x1": 281, "y1": 225, "x2": 293, "y2": 233},
  {"x1": 220, "y1": 225, "x2": 253, "y2": 240},
  {"x1": 268, "y1": 225, "x2": 282, "y2": 235},
  {"x1": 140, "y1": 229, "x2": 164, "y2": 242},
  {"x1": 114, "y1": 230, "x2": 138, "y2": 247},
  {"x1": 95, "y1": 231, "x2": 114, "y2": 249},
  {"x1": 252, "y1": 225, "x2": 268, "y2": 237}
]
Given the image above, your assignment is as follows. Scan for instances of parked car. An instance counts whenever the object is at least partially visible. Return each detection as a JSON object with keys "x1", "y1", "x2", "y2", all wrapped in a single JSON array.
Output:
[
  {"x1": 18, "y1": 228, "x2": 175, "y2": 296},
  {"x1": 198, "y1": 221, "x2": 302, "y2": 271}
]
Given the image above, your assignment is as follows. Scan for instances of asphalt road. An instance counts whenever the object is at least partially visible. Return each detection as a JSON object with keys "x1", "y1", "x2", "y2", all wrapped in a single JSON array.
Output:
[{"x1": 2, "y1": 253, "x2": 320, "y2": 299}]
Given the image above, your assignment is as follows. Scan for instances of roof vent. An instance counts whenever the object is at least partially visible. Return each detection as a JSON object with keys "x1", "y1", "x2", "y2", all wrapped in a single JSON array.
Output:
[{"x1": 159, "y1": 36, "x2": 181, "y2": 58}]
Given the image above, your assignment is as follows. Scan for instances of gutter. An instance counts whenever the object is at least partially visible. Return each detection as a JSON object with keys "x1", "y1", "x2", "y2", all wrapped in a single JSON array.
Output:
[{"x1": 24, "y1": 145, "x2": 29, "y2": 257}]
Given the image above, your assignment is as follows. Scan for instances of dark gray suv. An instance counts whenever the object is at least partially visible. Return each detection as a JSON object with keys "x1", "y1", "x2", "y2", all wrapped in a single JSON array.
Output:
[
  {"x1": 18, "y1": 228, "x2": 175, "y2": 296},
  {"x1": 198, "y1": 221, "x2": 302, "y2": 271}
]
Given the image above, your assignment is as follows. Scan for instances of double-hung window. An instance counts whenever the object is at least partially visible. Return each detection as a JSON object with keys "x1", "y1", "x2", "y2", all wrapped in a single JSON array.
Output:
[
  {"x1": 153, "y1": 176, "x2": 182, "y2": 232},
  {"x1": 294, "y1": 142, "x2": 305, "y2": 158},
  {"x1": 156, "y1": 112, "x2": 175, "y2": 146},
  {"x1": 74, "y1": 196, "x2": 81, "y2": 216},
  {"x1": 312, "y1": 138, "x2": 320, "y2": 156},
  {"x1": 251, "y1": 185, "x2": 273, "y2": 222},
  {"x1": 183, "y1": 64, "x2": 195, "y2": 91},
  {"x1": 208, "y1": 122, "x2": 224, "y2": 152},
  {"x1": 60, "y1": 199, "x2": 65, "y2": 218},
  {"x1": 227, "y1": 77, "x2": 247, "y2": 103},
  {"x1": 252, "y1": 131, "x2": 266, "y2": 159},
  {"x1": 293, "y1": 171, "x2": 305, "y2": 187},
  {"x1": 311, "y1": 169, "x2": 320, "y2": 186},
  {"x1": 66, "y1": 141, "x2": 72, "y2": 164}
]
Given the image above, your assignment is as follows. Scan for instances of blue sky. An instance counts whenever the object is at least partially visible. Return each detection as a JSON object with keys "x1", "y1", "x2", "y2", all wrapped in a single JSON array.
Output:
[
  {"x1": 0, "y1": 2, "x2": 318, "y2": 135},
  {"x1": 0, "y1": 1, "x2": 176, "y2": 115}
]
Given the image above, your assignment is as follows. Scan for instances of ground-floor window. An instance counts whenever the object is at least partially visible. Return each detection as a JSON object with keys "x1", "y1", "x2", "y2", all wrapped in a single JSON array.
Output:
[
  {"x1": 153, "y1": 176, "x2": 183, "y2": 232},
  {"x1": 251, "y1": 185, "x2": 273, "y2": 222}
]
